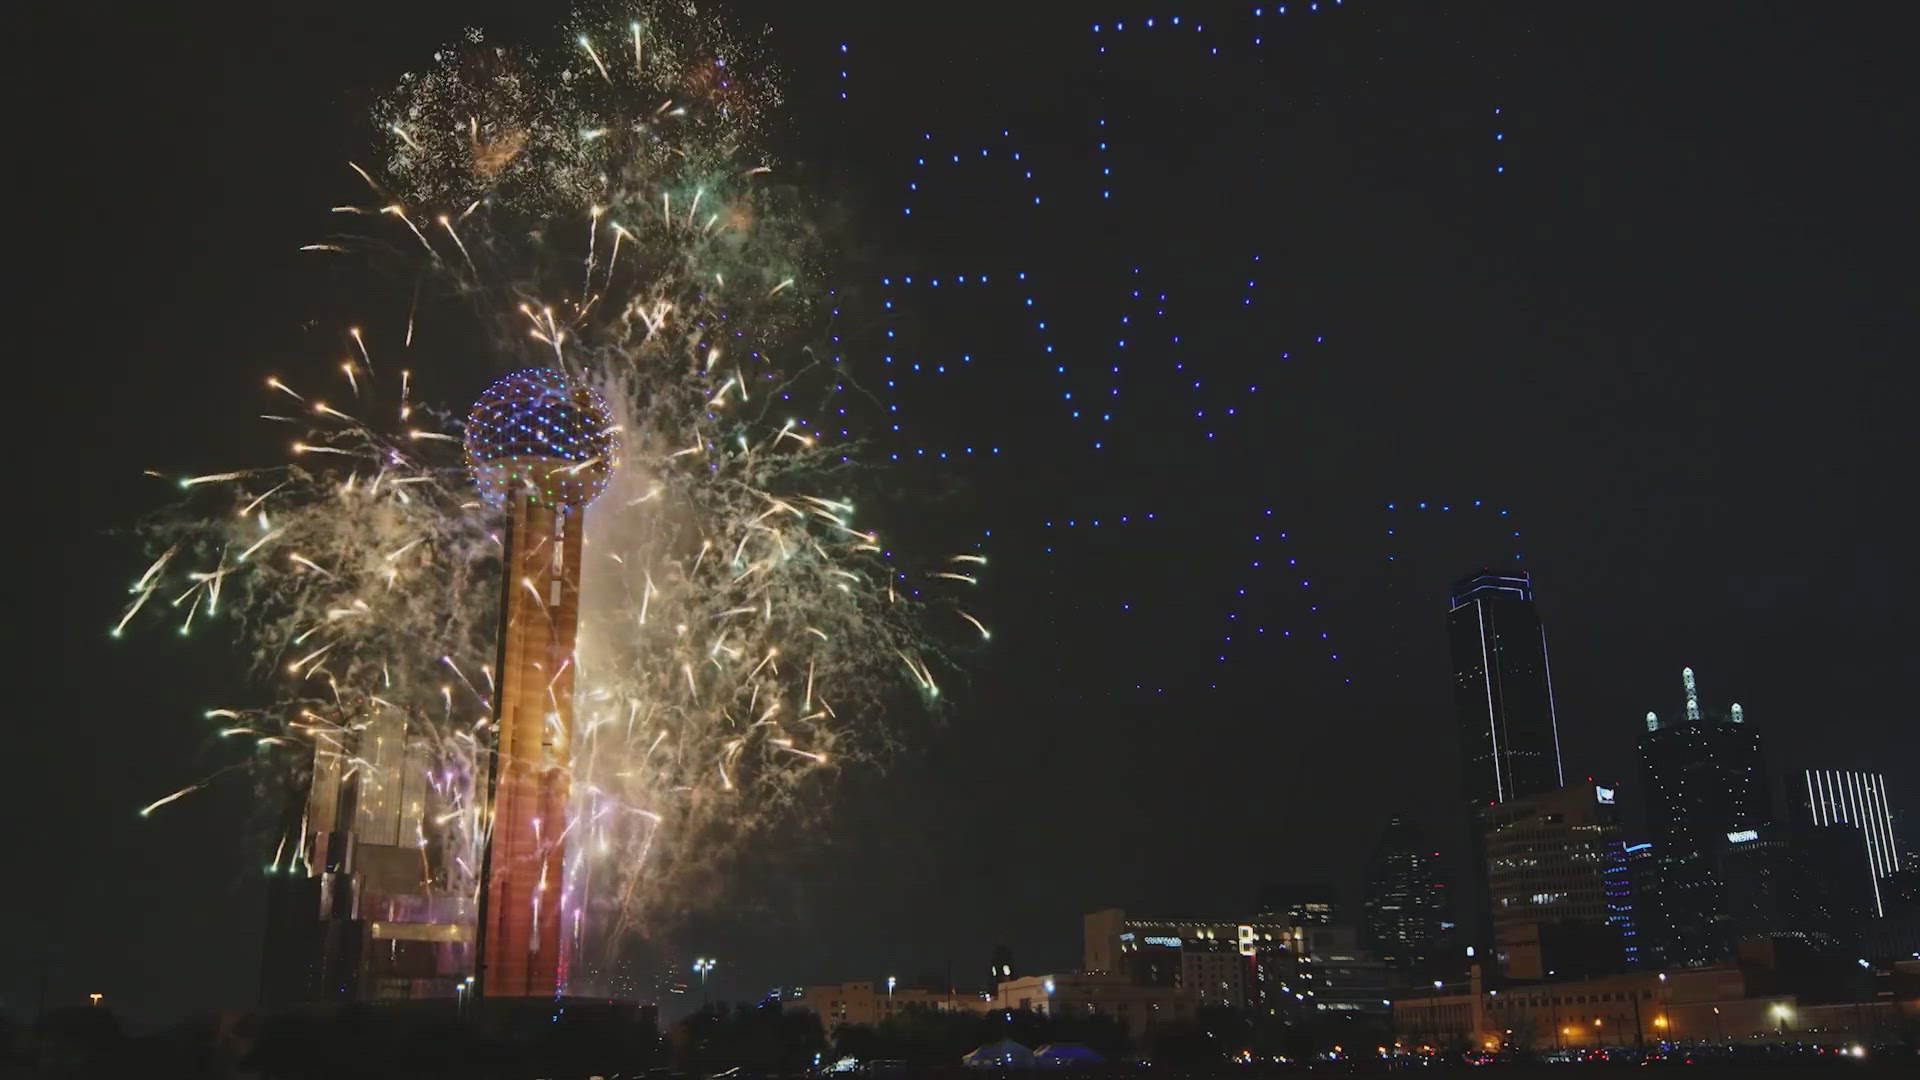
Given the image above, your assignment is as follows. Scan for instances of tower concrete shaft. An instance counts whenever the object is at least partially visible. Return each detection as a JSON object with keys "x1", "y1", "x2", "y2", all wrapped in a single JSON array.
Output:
[{"x1": 478, "y1": 495, "x2": 584, "y2": 998}]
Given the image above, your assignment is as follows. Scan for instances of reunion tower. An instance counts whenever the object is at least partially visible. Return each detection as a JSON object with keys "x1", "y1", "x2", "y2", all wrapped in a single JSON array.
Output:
[{"x1": 465, "y1": 368, "x2": 618, "y2": 1000}]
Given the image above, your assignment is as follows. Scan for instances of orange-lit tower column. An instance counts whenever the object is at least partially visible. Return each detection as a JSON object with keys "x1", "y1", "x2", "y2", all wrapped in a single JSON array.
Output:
[{"x1": 465, "y1": 369, "x2": 617, "y2": 1000}]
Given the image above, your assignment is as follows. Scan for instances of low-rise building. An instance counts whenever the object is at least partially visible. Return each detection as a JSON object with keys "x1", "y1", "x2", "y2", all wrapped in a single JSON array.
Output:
[
  {"x1": 993, "y1": 972, "x2": 1195, "y2": 1041},
  {"x1": 792, "y1": 980, "x2": 992, "y2": 1029},
  {"x1": 1390, "y1": 962, "x2": 1920, "y2": 1051}
]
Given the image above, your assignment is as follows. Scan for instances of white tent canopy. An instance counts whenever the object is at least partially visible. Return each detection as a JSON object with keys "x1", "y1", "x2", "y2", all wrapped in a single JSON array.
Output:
[
  {"x1": 1034, "y1": 1043, "x2": 1105, "y2": 1067},
  {"x1": 963, "y1": 1038, "x2": 1035, "y2": 1068}
]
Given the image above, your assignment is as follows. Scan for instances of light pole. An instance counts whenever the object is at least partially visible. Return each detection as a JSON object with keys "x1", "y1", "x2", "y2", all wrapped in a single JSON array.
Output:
[{"x1": 694, "y1": 958, "x2": 717, "y2": 1006}]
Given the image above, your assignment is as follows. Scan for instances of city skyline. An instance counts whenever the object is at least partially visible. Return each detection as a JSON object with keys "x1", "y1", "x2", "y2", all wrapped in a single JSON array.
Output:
[{"x1": 8, "y1": 0, "x2": 1915, "y2": 1028}]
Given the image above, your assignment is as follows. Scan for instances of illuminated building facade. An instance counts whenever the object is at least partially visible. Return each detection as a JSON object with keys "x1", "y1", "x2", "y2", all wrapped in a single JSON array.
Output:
[
  {"x1": 1796, "y1": 769, "x2": 1902, "y2": 917},
  {"x1": 1083, "y1": 908, "x2": 1291, "y2": 1011},
  {"x1": 260, "y1": 711, "x2": 473, "y2": 1005},
  {"x1": 1636, "y1": 668, "x2": 1768, "y2": 965},
  {"x1": 1361, "y1": 815, "x2": 1451, "y2": 969},
  {"x1": 1480, "y1": 783, "x2": 1628, "y2": 980},
  {"x1": 1448, "y1": 570, "x2": 1563, "y2": 808},
  {"x1": 1083, "y1": 907, "x2": 1386, "y2": 1017}
]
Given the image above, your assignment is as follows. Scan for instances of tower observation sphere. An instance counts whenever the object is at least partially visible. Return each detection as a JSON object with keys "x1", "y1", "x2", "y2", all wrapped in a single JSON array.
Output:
[{"x1": 465, "y1": 368, "x2": 618, "y2": 508}]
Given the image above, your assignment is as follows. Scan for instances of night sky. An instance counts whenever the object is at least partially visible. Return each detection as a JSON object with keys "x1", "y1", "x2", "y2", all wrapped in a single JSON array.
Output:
[{"x1": 11, "y1": 1, "x2": 1914, "y2": 1028}]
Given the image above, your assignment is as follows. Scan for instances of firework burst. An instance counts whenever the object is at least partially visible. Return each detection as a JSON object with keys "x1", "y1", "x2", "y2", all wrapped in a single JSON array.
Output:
[{"x1": 120, "y1": 3, "x2": 979, "y2": 992}]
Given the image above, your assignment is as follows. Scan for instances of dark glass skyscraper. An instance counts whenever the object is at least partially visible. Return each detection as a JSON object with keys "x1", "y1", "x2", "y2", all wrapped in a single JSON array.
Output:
[
  {"x1": 1637, "y1": 668, "x2": 1768, "y2": 965},
  {"x1": 1361, "y1": 815, "x2": 1451, "y2": 968},
  {"x1": 1448, "y1": 570, "x2": 1563, "y2": 807}
]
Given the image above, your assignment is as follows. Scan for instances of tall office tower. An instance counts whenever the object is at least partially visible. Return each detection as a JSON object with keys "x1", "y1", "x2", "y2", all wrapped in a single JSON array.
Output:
[
  {"x1": 1449, "y1": 569, "x2": 1562, "y2": 962},
  {"x1": 1361, "y1": 815, "x2": 1450, "y2": 968},
  {"x1": 1637, "y1": 668, "x2": 1768, "y2": 965},
  {"x1": 1797, "y1": 769, "x2": 1902, "y2": 917},
  {"x1": 1448, "y1": 570, "x2": 1563, "y2": 808},
  {"x1": 1481, "y1": 783, "x2": 1628, "y2": 979},
  {"x1": 466, "y1": 370, "x2": 618, "y2": 999}
]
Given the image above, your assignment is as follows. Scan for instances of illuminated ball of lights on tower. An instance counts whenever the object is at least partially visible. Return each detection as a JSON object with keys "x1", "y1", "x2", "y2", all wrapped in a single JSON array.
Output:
[{"x1": 464, "y1": 368, "x2": 617, "y2": 999}]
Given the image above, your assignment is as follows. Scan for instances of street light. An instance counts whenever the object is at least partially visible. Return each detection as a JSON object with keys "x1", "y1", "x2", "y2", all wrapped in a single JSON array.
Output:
[
  {"x1": 88, "y1": 993, "x2": 102, "y2": 1007},
  {"x1": 694, "y1": 958, "x2": 717, "y2": 1005}
]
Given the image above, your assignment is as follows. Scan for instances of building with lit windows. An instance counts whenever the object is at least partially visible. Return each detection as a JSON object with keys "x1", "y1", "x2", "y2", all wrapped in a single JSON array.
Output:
[
  {"x1": 1084, "y1": 908, "x2": 1293, "y2": 1011},
  {"x1": 1480, "y1": 783, "x2": 1628, "y2": 980},
  {"x1": 1795, "y1": 769, "x2": 1902, "y2": 917},
  {"x1": 1361, "y1": 815, "x2": 1451, "y2": 970},
  {"x1": 1181, "y1": 944, "x2": 1249, "y2": 1008},
  {"x1": 1636, "y1": 667, "x2": 1768, "y2": 965}
]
